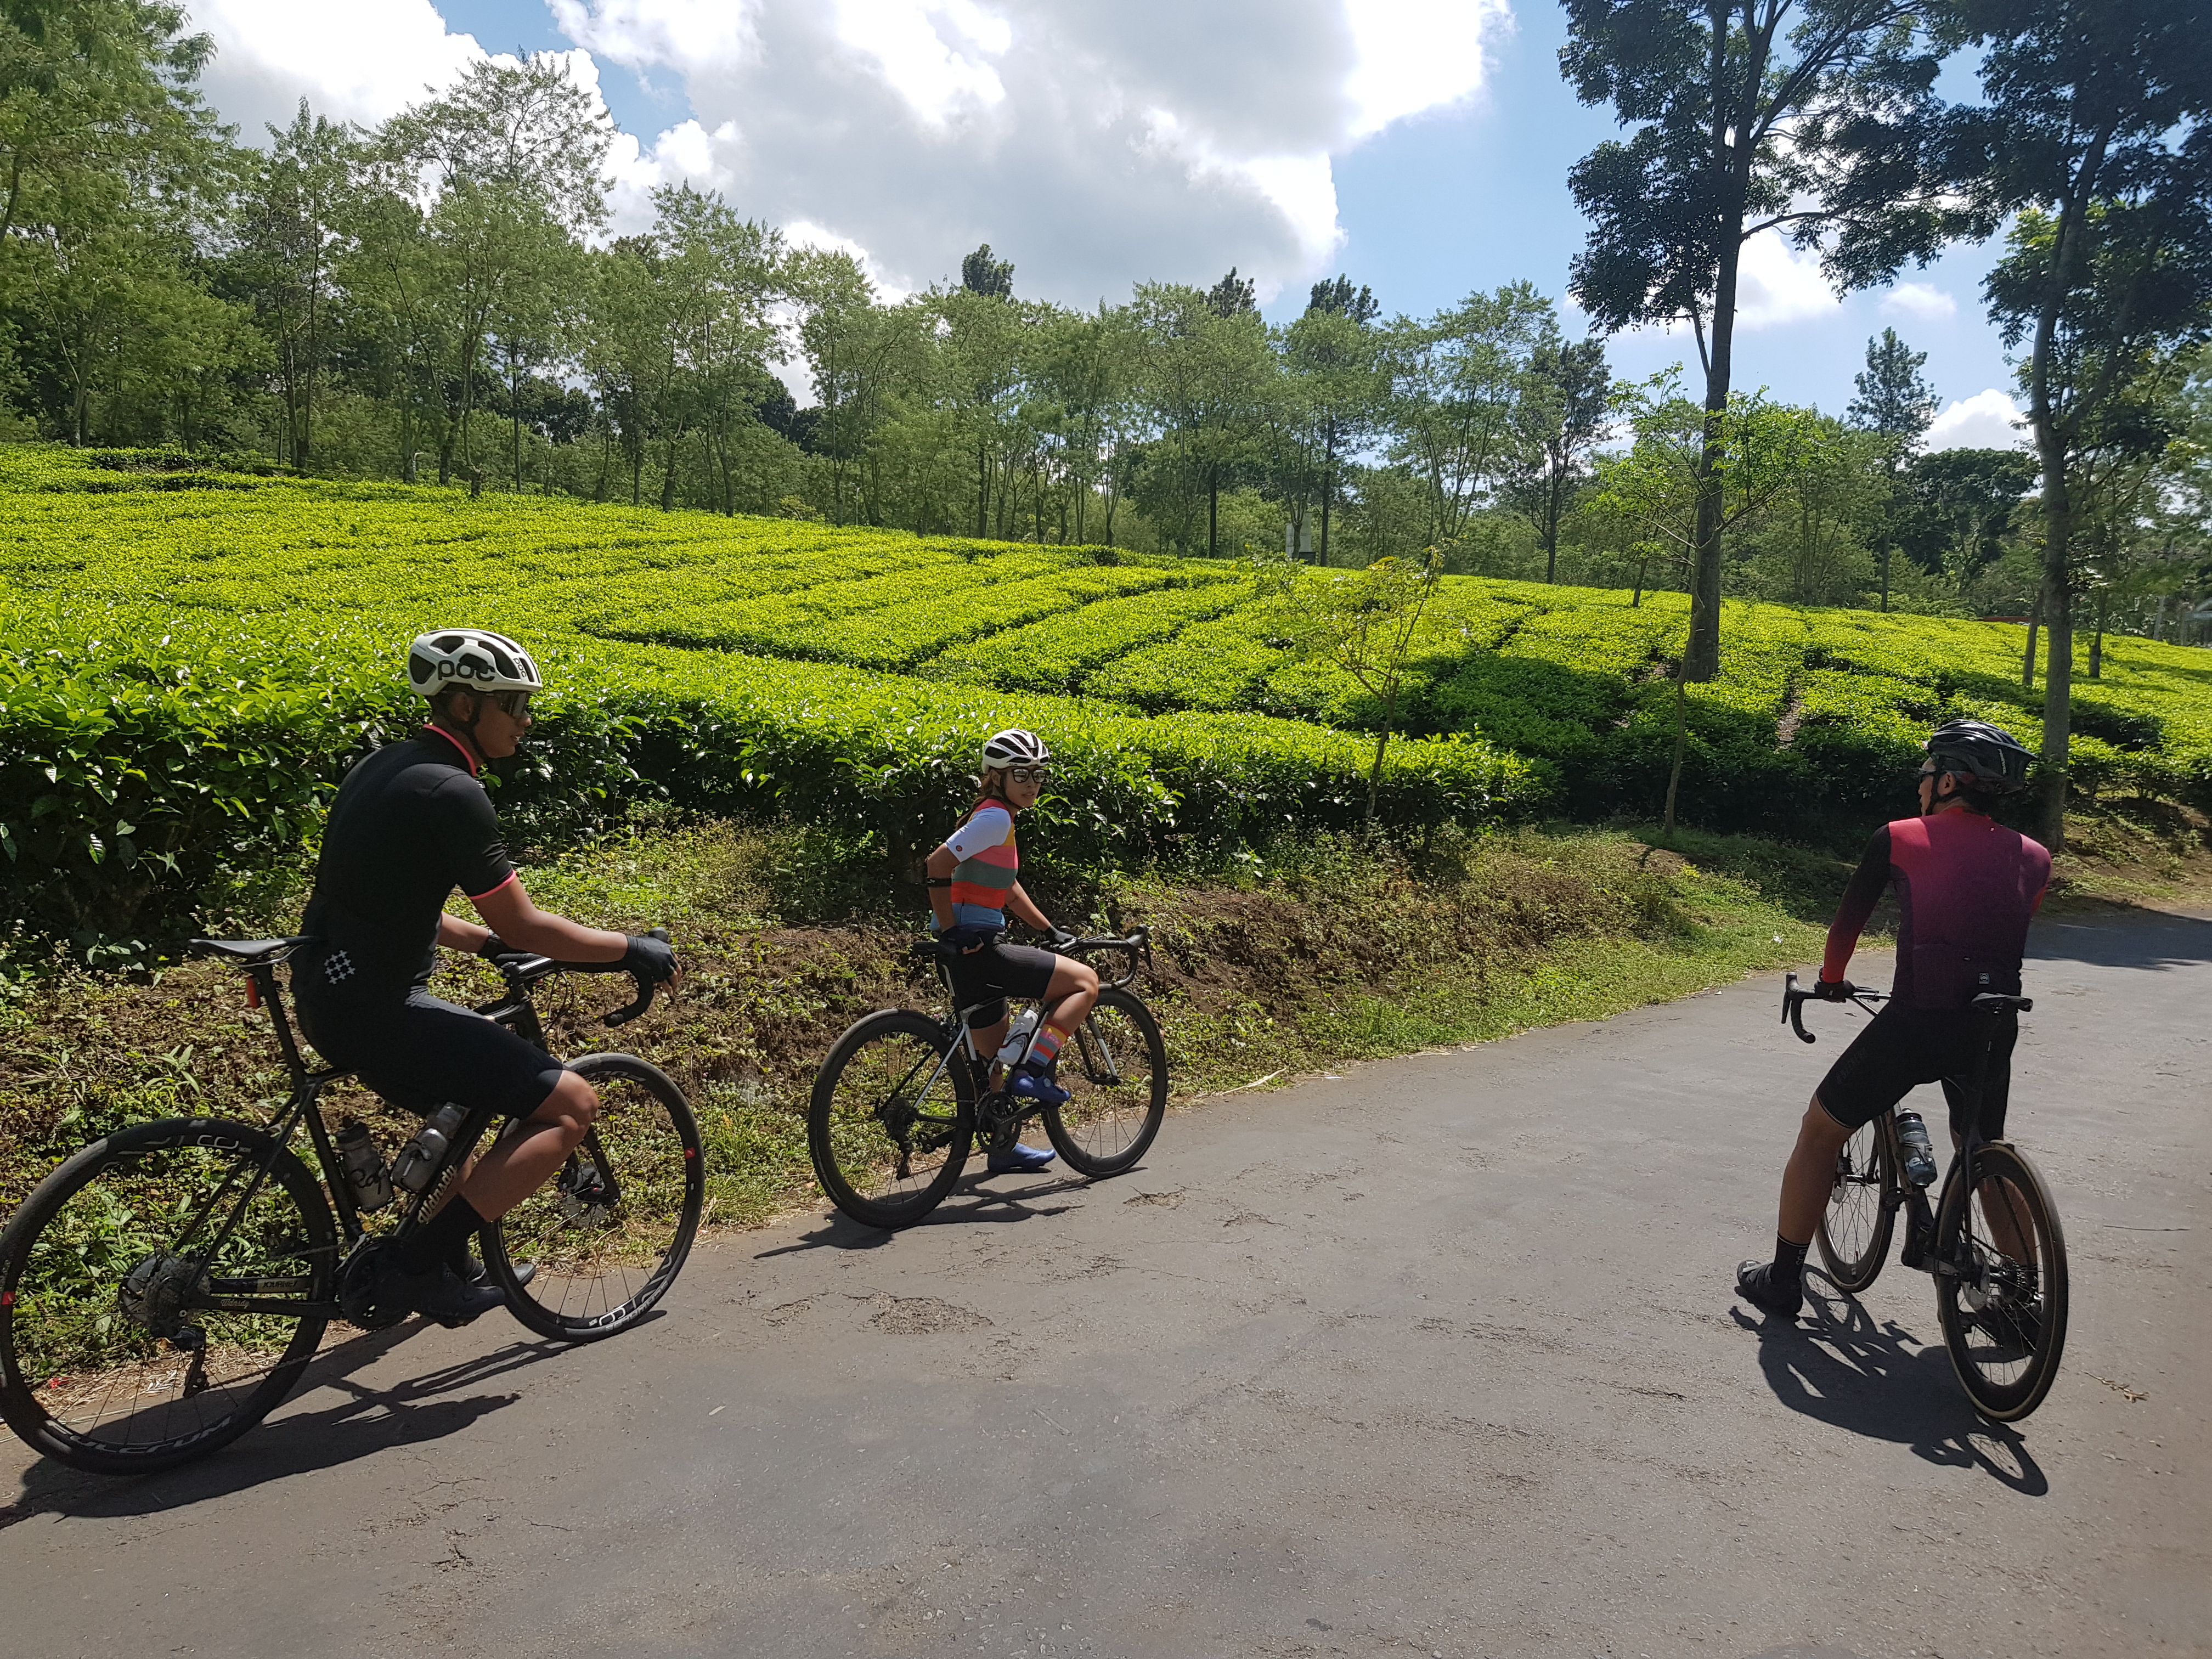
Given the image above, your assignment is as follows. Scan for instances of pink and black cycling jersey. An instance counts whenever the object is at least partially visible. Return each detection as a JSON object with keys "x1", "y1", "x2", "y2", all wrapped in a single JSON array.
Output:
[
  {"x1": 1822, "y1": 810, "x2": 2051, "y2": 1009},
  {"x1": 941, "y1": 799, "x2": 1019, "y2": 929}
]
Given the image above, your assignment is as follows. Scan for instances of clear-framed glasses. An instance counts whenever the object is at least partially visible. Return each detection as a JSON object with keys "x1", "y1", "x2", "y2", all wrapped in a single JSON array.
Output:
[{"x1": 1004, "y1": 764, "x2": 1050, "y2": 785}]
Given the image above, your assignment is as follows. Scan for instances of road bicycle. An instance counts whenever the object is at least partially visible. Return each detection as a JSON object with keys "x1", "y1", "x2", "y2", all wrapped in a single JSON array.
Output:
[
  {"x1": 808, "y1": 928, "x2": 1167, "y2": 1229},
  {"x1": 0, "y1": 934, "x2": 701, "y2": 1475},
  {"x1": 1781, "y1": 973, "x2": 2069, "y2": 1422}
]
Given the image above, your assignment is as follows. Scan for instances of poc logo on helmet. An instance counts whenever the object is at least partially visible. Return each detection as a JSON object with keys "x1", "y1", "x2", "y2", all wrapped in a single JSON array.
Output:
[{"x1": 405, "y1": 629, "x2": 543, "y2": 698}]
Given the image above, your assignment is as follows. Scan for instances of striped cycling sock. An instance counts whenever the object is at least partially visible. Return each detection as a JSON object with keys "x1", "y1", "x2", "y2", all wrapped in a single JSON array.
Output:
[{"x1": 1024, "y1": 1024, "x2": 1067, "y2": 1071}]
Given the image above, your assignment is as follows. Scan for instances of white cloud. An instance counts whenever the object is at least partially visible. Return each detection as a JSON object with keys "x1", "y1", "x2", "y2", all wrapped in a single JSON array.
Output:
[
  {"x1": 1734, "y1": 231, "x2": 1840, "y2": 330},
  {"x1": 1344, "y1": 0, "x2": 1511, "y2": 137},
  {"x1": 1882, "y1": 281, "x2": 1957, "y2": 323},
  {"x1": 187, "y1": 1, "x2": 1512, "y2": 302},
  {"x1": 546, "y1": 0, "x2": 757, "y2": 70},
  {"x1": 190, "y1": 0, "x2": 485, "y2": 136},
  {"x1": 1925, "y1": 388, "x2": 2029, "y2": 452}
]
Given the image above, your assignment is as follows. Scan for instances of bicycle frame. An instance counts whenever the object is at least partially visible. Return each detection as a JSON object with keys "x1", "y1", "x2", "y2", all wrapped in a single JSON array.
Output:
[
  {"x1": 1781, "y1": 972, "x2": 2032, "y2": 1280},
  {"x1": 162, "y1": 945, "x2": 646, "y2": 1324}
]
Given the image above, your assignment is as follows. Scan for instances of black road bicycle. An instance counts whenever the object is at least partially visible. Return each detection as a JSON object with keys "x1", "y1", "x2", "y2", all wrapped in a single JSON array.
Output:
[
  {"x1": 1782, "y1": 973, "x2": 2069, "y2": 1422},
  {"x1": 808, "y1": 929, "x2": 1167, "y2": 1229},
  {"x1": 0, "y1": 935, "x2": 702, "y2": 1475}
]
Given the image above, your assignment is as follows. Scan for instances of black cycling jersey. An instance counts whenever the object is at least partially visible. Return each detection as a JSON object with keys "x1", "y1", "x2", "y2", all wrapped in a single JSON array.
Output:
[{"x1": 295, "y1": 729, "x2": 514, "y2": 1014}]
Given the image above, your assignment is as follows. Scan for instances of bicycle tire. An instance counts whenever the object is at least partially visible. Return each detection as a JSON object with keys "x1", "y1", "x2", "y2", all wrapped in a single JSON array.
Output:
[
  {"x1": 1815, "y1": 1117, "x2": 1897, "y2": 1294},
  {"x1": 483, "y1": 1053, "x2": 703, "y2": 1342},
  {"x1": 809, "y1": 1009, "x2": 974, "y2": 1230},
  {"x1": 1043, "y1": 988, "x2": 1167, "y2": 1178},
  {"x1": 1934, "y1": 1140, "x2": 2069, "y2": 1423},
  {"x1": 0, "y1": 1117, "x2": 335, "y2": 1475}
]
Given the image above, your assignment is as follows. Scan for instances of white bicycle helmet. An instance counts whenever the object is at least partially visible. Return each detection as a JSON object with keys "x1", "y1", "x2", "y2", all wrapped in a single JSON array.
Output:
[
  {"x1": 406, "y1": 629, "x2": 543, "y2": 700},
  {"x1": 980, "y1": 728, "x2": 1051, "y2": 770}
]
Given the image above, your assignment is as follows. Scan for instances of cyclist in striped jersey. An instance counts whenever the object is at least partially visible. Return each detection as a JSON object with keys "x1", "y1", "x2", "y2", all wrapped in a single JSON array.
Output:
[{"x1": 924, "y1": 729, "x2": 1101, "y2": 1174}]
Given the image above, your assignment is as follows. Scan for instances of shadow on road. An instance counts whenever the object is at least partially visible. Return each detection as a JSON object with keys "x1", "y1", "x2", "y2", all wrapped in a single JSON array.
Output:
[
  {"x1": 2030, "y1": 907, "x2": 2212, "y2": 972},
  {"x1": 3, "y1": 1319, "x2": 583, "y2": 1526},
  {"x1": 1734, "y1": 1274, "x2": 2049, "y2": 1496},
  {"x1": 754, "y1": 1170, "x2": 1111, "y2": 1257}
]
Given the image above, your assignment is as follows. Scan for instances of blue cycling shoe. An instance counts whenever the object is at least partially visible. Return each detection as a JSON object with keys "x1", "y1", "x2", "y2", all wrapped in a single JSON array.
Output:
[
  {"x1": 985, "y1": 1141, "x2": 1057, "y2": 1175},
  {"x1": 1006, "y1": 1064, "x2": 1069, "y2": 1108}
]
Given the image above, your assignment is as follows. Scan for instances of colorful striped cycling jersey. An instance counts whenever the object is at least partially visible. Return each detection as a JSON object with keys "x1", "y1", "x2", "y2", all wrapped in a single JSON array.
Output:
[{"x1": 941, "y1": 799, "x2": 1019, "y2": 928}]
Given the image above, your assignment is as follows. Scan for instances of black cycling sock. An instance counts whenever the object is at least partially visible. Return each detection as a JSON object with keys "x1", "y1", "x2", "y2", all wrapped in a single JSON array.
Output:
[
  {"x1": 1771, "y1": 1234, "x2": 1809, "y2": 1285},
  {"x1": 400, "y1": 1195, "x2": 487, "y2": 1276}
]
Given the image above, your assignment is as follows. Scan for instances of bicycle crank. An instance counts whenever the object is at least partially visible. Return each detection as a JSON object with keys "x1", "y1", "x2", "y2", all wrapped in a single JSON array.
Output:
[{"x1": 335, "y1": 1237, "x2": 410, "y2": 1330}]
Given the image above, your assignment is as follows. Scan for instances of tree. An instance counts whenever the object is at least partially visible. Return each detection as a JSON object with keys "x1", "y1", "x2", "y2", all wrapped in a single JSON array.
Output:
[
  {"x1": 1590, "y1": 371, "x2": 1829, "y2": 826},
  {"x1": 1561, "y1": 0, "x2": 1961, "y2": 681},
  {"x1": 1898, "y1": 446, "x2": 2035, "y2": 576},
  {"x1": 1383, "y1": 283, "x2": 1552, "y2": 548},
  {"x1": 960, "y1": 242, "x2": 1013, "y2": 300},
  {"x1": 1287, "y1": 278, "x2": 1386, "y2": 562},
  {"x1": 1846, "y1": 326, "x2": 1938, "y2": 609},
  {"x1": 1511, "y1": 335, "x2": 1612, "y2": 582},
  {"x1": 1286, "y1": 548, "x2": 1447, "y2": 827},
  {"x1": 379, "y1": 54, "x2": 612, "y2": 483},
  {"x1": 1941, "y1": 0, "x2": 2212, "y2": 844},
  {"x1": 1207, "y1": 267, "x2": 1257, "y2": 318},
  {"x1": 1307, "y1": 274, "x2": 1378, "y2": 325},
  {"x1": 234, "y1": 103, "x2": 355, "y2": 470}
]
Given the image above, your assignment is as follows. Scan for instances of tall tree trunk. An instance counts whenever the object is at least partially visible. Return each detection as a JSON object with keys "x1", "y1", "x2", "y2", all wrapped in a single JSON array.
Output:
[
  {"x1": 1207, "y1": 463, "x2": 1218, "y2": 557},
  {"x1": 977, "y1": 443, "x2": 989, "y2": 537},
  {"x1": 1544, "y1": 466, "x2": 1565, "y2": 583},
  {"x1": 2022, "y1": 584, "x2": 2043, "y2": 688}
]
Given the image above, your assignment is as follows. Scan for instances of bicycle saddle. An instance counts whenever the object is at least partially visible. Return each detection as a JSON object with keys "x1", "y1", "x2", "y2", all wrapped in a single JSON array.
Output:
[{"x1": 189, "y1": 936, "x2": 313, "y2": 965}]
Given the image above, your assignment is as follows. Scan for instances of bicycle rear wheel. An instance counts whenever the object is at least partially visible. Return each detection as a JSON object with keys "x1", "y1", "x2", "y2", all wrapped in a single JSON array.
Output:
[
  {"x1": 1934, "y1": 1141, "x2": 2069, "y2": 1422},
  {"x1": 0, "y1": 1118, "x2": 335, "y2": 1474},
  {"x1": 1043, "y1": 988, "x2": 1167, "y2": 1178},
  {"x1": 809, "y1": 1010, "x2": 974, "y2": 1229},
  {"x1": 484, "y1": 1053, "x2": 703, "y2": 1341},
  {"x1": 1815, "y1": 1117, "x2": 1896, "y2": 1294}
]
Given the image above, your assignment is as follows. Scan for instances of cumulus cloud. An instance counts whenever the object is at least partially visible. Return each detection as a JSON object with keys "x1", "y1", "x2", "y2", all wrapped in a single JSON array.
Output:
[
  {"x1": 189, "y1": 1, "x2": 1513, "y2": 300},
  {"x1": 1882, "y1": 281, "x2": 1958, "y2": 323},
  {"x1": 1925, "y1": 388, "x2": 2029, "y2": 452},
  {"x1": 190, "y1": 0, "x2": 485, "y2": 136},
  {"x1": 1734, "y1": 231, "x2": 1840, "y2": 330}
]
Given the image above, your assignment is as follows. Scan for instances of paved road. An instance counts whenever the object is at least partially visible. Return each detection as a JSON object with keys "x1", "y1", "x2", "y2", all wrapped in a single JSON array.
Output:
[{"x1": 4, "y1": 912, "x2": 2207, "y2": 1658}]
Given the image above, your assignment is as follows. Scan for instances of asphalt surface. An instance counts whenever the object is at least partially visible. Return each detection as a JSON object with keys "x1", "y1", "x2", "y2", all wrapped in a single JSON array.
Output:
[{"x1": 3, "y1": 910, "x2": 2207, "y2": 1659}]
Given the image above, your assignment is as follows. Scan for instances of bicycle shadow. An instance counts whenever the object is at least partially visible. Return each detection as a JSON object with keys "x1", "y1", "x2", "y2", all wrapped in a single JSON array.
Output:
[
  {"x1": 754, "y1": 1170, "x2": 1110, "y2": 1256},
  {"x1": 2, "y1": 1316, "x2": 591, "y2": 1523},
  {"x1": 1733, "y1": 1272, "x2": 2049, "y2": 1496}
]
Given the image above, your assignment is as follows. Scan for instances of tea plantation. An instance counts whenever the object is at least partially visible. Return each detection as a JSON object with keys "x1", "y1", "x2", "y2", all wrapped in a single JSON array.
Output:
[{"x1": 6, "y1": 445, "x2": 2210, "y2": 952}]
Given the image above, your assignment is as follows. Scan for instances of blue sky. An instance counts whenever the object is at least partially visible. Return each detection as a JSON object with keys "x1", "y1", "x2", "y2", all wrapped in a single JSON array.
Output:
[{"x1": 193, "y1": 0, "x2": 2027, "y2": 446}]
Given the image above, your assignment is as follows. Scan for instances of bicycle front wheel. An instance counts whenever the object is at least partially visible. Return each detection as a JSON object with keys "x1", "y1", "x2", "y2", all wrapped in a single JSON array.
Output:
[
  {"x1": 0, "y1": 1118, "x2": 335, "y2": 1475},
  {"x1": 1934, "y1": 1141, "x2": 2069, "y2": 1423},
  {"x1": 484, "y1": 1053, "x2": 704, "y2": 1342},
  {"x1": 1044, "y1": 988, "x2": 1167, "y2": 1178},
  {"x1": 1816, "y1": 1117, "x2": 1896, "y2": 1294},
  {"x1": 808, "y1": 1010, "x2": 974, "y2": 1230}
]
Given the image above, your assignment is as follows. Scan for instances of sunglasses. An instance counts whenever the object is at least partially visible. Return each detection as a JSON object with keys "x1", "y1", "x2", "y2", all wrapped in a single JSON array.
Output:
[
  {"x1": 485, "y1": 690, "x2": 534, "y2": 718},
  {"x1": 1002, "y1": 765, "x2": 1051, "y2": 785}
]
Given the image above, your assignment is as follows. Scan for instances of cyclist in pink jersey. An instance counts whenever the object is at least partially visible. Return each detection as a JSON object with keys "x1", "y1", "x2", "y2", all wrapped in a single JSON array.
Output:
[
  {"x1": 923, "y1": 729, "x2": 1101, "y2": 1175},
  {"x1": 1737, "y1": 719, "x2": 2049, "y2": 1320}
]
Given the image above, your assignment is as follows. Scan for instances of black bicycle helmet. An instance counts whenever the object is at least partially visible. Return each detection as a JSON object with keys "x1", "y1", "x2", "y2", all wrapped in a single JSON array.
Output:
[{"x1": 1923, "y1": 718, "x2": 2032, "y2": 793}]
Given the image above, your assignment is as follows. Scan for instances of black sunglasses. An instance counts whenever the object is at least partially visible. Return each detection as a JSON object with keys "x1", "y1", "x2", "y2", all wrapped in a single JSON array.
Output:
[
  {"x1": 485, "y1": 690, "x2": 534, "y2": 718},
  {"x1": 1002, "y1": 764, "x2": 1050, "y2": 785}
]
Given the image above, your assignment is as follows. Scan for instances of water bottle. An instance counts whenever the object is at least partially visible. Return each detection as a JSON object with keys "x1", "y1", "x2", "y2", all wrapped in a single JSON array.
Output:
[
  {"x1": 334, "y1": 1119, "x2": 393, "y2": 1211},
  {"x1": 390, "y1": 1103, "x2": 467, "y2": 1195},
  {"x1": 1896, "y1": 1109, "x2": 1938, "y2": 1189},
  {"x1": 995, "y1": 1008, "x2": 1041, "y2": 1067}
]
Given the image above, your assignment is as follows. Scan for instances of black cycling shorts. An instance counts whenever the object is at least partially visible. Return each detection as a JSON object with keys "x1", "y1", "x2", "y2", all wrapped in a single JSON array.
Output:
[
  {"x1": 940, "y1": 940, "x2": 1059, "y2": 1028},
  {"x1": 297, "y1": 988, "x2": 568, "y2": 1120},
  {"x1": 1815, "y1": 1000, "x2": 2018, "y2": 1139}
]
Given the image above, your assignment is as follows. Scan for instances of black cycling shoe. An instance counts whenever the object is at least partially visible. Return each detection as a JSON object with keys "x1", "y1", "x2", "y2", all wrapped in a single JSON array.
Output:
[
  {"x1": 380, "y1": 1257, "x2": 507, "y2": 1325},
  {"x1": 461, "y1": 1252, "x2": 534, "y2": 1291},
  {"x1": 1735, "y1": 1259, "x2": 1804, "y2": 1321}
]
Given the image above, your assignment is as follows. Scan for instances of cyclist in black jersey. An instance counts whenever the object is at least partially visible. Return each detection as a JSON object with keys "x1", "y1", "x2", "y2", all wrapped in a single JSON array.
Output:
[{"x1": 294, "y1": 629, "x2": 680, "y2": 1323}]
